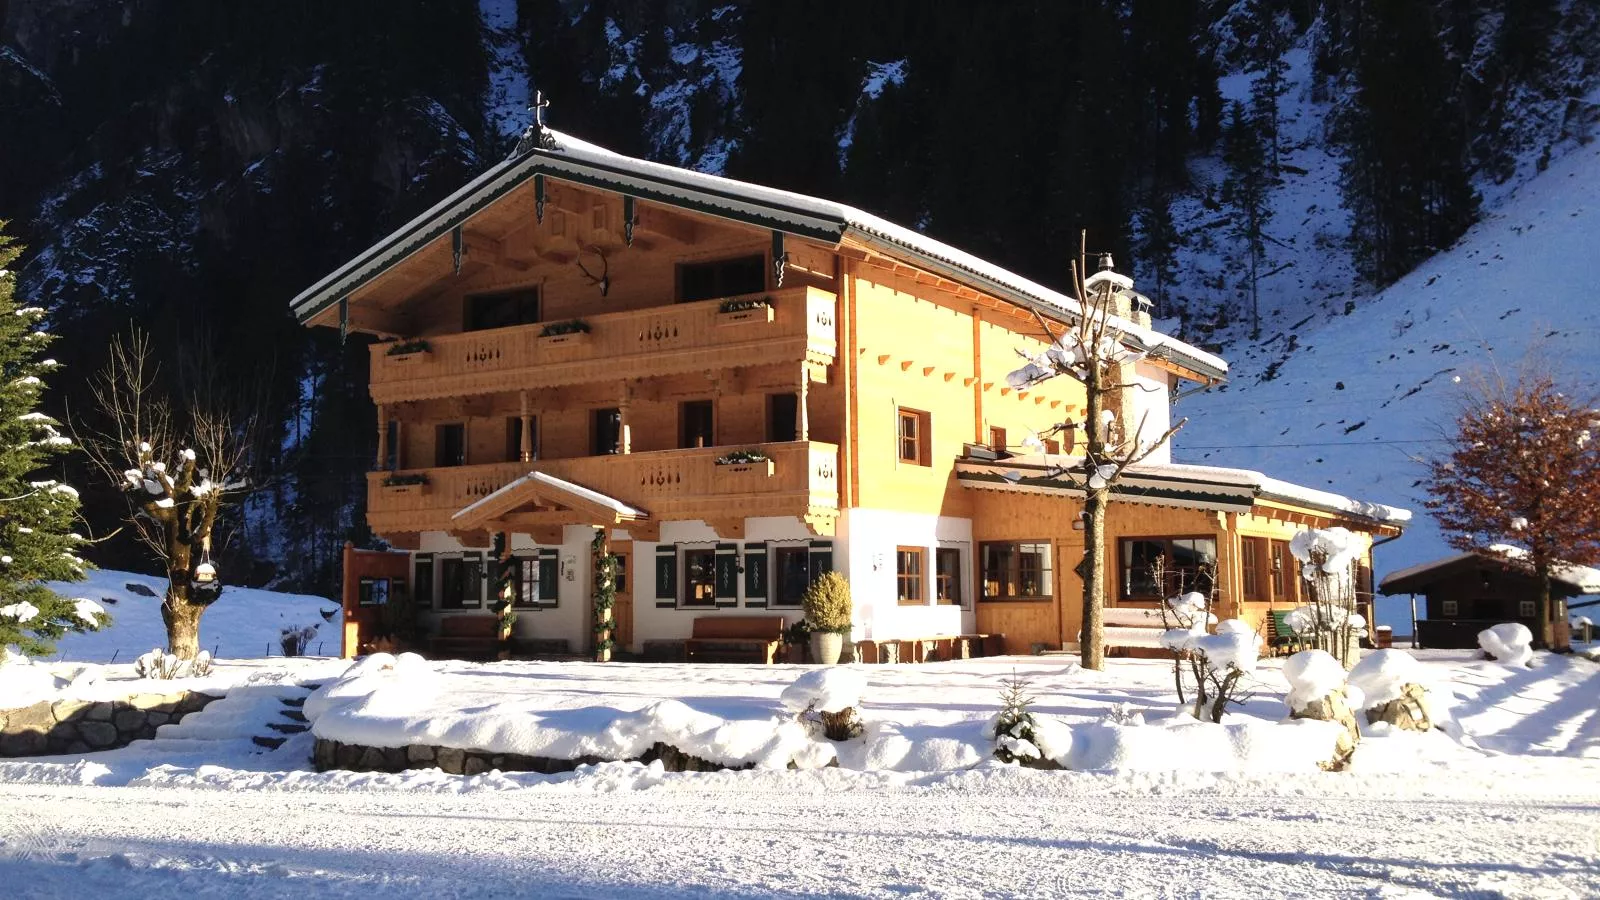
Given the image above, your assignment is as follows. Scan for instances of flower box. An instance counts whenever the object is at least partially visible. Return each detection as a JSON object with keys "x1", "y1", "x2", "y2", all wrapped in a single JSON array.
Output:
[
  {"x1": 381, "y1": 475, "x2": 431, "y2": 496},
  {"x1": 716, "y1": 306, "x2": 774, "y2": 326},
  {"x1": 537, "y1": 330, "x2": 591, "y2": 349}
]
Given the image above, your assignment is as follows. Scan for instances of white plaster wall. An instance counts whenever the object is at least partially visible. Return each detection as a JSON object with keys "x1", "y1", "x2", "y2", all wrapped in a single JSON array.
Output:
[
  {"x1": 1128, "y1": 359, "x2": 1173, "y2": 464},
  {"x1": 628, "y1": 516, "x2": 816, "y2": 651},
  {"x1": 837, "y1": 508, "x2": 975, "y2": 640}
]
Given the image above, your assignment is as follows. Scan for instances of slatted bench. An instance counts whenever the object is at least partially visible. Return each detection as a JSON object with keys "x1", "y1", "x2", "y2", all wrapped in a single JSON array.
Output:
[
  {"x1": 1103, "y1": 606, "x2": 1171, "y2": 657},
  {"x1": 858, "y1": 633, "x2": 996, "y2": 664},
  {"x1": 428, "y1": 615, "x2": 501, "y2": 661},
  {"x1": 684, "y1": 616, "x2": 786, "y2": 664}
]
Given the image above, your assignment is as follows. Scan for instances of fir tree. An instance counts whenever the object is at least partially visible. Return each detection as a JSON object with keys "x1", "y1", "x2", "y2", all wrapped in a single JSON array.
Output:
[
  {"x1": 1221, "y1": 102, "x2": 1273, "y2": 339},
  {"x1": 0, "y1": 223, "x2": 104, "y2": 657}
]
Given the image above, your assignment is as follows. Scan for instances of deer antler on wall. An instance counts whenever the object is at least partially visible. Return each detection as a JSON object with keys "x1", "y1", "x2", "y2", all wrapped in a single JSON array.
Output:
[{"x1": 576, "y1": 245, "x2": 609, "y2": 297}]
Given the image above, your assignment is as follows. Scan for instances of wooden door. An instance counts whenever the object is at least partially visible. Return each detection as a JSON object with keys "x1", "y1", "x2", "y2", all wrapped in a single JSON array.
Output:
[{"x1": 613, "y1": 542, "x2": 634, "y2": 653}]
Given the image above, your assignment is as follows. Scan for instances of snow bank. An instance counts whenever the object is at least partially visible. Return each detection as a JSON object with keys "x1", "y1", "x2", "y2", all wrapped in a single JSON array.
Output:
[
  {"x1": 0, "y1": 653, "x2": 65, "y2": 708},
  {"x1": 1283, "y1": 650, "x2": 1349, "y2": 709},
  {"x1": 1347, "y1": 649, "x2": 1427, "y2": 708},
  {"x1": 780, "y1": 667, "x2": 864, "y2": 714},
  {"x1": 1042, "y1": 715, "x2": 1347, "y2": 773},
  {"x1": 1479, "y1": 622, "x2": 1533, "y2": 667}
]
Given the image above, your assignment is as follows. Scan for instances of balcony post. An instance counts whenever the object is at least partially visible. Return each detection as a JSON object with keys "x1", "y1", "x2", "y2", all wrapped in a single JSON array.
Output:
[
  {"x1": 376, "y1": 404, "x2": 389, "y2": 469},
  {"x1": 519, "y1": 390, "x2": 534, "y2": 462},
  {"x1": 618, "y1": 383, "x2": 633, "y2": 455},
  {"x1": 797, "y1": 363, "x2": 810, "y2": 441}
]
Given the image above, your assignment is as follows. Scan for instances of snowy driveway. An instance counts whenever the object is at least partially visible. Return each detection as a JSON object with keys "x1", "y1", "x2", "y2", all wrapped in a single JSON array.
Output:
[{"x1": 3, "y1": 769, "x2": 1598, "y2": 899}]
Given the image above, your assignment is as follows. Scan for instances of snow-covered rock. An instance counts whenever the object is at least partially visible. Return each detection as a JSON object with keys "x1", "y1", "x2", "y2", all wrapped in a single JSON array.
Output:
[{"x1": 1283, "y1": 649, "x2": 1349, "y2": 710}]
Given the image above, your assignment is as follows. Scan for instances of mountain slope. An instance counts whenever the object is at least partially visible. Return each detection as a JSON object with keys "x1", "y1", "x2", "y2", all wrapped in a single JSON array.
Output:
[{"x1": 1178, "y1": 138, "x2": 1600, "y2": 627}]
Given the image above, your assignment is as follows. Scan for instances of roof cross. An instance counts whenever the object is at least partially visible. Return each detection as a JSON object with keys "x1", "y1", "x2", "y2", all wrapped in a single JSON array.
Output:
[{"x1": 531, "y1": 91, "x2": 550, "y2": 130}]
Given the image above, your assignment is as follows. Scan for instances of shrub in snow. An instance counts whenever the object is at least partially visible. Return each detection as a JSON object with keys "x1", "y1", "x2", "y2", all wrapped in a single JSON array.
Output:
[
  {"x1": 1282, "y1": 649, "x2": 1361, "y2": 770},
  {"x1": 1285, "y1": 527, "x2": 1368, "y2": 669},
  {"x1": 1164, "y1": 617, "x2": 1260, "y2": 723},
  {"x1": 1347, "y1": 649, "x2": 1433, "y2": 731},
  {"x1": 1158, "y1": 587, "x2": 1219, "y2": 711},
  {"x1": 134, "y1": 647, "x2": 212, "y2": 680},
  {"x1": 279, "y1": 623, "x2": 319, "y2": 657},
  {"x1": 1478, "y1": 622, "x2": 1533, "y2": 667},
  {"x1": 988, "y1": 672, "x2": 1044, "y2": 765},
  {"x1": 780, "y1": 667, "x2": 863, "y2": 741}
]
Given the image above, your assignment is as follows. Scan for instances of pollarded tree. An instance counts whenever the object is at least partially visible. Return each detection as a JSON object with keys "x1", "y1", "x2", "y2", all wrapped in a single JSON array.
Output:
[
  {"x1": 0, "y1": 224, "x2": 107, "y2": 656},
  {"x1": 75, "y1": 331, "x2": 254, "y2": 659},
  {"x1": 1424, "y1": 374, "x2": 1600, "y2": 648},
  {"x1": 1007, "y1": 234, "x2": 1185, "y2": 670}
]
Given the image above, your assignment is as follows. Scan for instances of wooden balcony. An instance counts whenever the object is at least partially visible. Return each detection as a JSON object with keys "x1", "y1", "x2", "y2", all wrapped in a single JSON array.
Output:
[
  {"x1": 367, "y1": 440, "x2": 840, "y2": 537},
  {"x1": 369, "y1": 287, "x2": 837, "y2": 405}
]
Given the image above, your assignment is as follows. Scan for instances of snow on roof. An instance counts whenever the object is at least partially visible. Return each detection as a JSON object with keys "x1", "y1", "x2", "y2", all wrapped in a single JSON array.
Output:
[
  {"x1": 288, "y1": 128, "x2": 1227, "y2": 381},
  {"x1": 451, "y1": 470, "x2": 645, "y2": 523},
  {"x1": 1379, "y1": 548, "x2": 1600, "y2": 595},
  {"x1": 958, "y1": 453, "x2": 1411, "y2": 526}
]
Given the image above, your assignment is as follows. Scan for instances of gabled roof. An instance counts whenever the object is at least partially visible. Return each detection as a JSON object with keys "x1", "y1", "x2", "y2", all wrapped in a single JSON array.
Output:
[
  {"x1": 452, "y1": 470, "x2": 646, "y2": 532},
  {"x1": 1379, "y1": 549, "x2": 1600, "y2": 596},
  {"x1": 954, "y1": 453, "x2": 1411, "y2": 527},
  {"x1": 289, "y1": 127, "x2": 1228, "y2": 382}
]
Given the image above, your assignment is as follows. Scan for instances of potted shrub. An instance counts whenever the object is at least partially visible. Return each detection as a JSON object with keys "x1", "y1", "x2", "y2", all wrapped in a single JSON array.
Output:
[
  {"x1": 802, "y1": 571, "x2": 852, "y2": 665},
  {"x1": 538, "y1": 319, "x2": 592, "y2": 347},
  {"x1": 717, "y1": 295, "x2": 775, "y2": 325}
]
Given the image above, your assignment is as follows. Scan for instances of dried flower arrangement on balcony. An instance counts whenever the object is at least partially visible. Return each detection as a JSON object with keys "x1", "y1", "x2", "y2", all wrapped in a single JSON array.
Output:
[
  {"x1": 539, "y1": 319, "x2": 592, "y2": 337},
  {"x1": 717, "y1": 296, "x2": 774, "y2": 314},
  {"x1": 385, "y1": 339, "x2": 432, "y2": 357},
  {"x1": 715, "y1": 448, "x2": 772, "y2": 466},
  {"x1": 381, "y1": 472, "x2": 430, "y2": 488}
]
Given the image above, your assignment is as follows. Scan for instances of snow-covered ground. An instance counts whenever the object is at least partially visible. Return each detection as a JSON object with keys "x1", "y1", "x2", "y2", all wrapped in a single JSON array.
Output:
[
  {"x1": 38, "y1": 569, "x2": 341, "y2": 663},
  {"x1": 4, "y1": 648, "x2": 1600, "y2": 897}
]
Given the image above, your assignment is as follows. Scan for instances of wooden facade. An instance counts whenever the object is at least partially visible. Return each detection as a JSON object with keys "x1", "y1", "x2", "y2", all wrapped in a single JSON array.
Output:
[{"x1": 294, "y1": 126, "x2": 1405, "y2": 657}]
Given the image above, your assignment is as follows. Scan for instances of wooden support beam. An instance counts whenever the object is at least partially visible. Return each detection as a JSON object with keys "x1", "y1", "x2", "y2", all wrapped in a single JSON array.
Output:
[
  {"x1": 530, "y1": 526, "x2": 565, "y2": 546},
  {"x1": 624, "y1": 520, "x2": 660, "y2": 543},
  {"x1": 706, "y1": 518, "x2": 746, "y2": 540}
]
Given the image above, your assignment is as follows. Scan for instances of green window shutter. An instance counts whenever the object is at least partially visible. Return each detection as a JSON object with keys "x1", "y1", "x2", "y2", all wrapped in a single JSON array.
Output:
[
  {"x1": 714, "y1": 543, "x2": 739, "y2": 606},
  {"x1": 537, "y1": 548, "x2": 559, "y2": 607},
  {"x1": 655, "y1": 545, "x2": 677, "y2": 606},
  {"x1": 743, "y1": 542, "x2": 768, "y2": 606},
  {"x1": 808, "y1": 540, "x2": 834, "y2": 581}
]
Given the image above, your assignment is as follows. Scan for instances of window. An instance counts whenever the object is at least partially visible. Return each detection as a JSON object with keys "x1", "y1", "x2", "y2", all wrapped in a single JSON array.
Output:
[
  {"x1": 435, "y1": 424, "x2": 466, "y2": 468},
  {"x1": 896, "y1": 547, "x2": 925, "y2": 605},
  {"x1": 935, "y1": 547, "x2": 963, "y2": 606},
  {"x1": 413, "y1": 555, "x2": 434, "y2": 609},
  {"x1": 1240, "y1": 537, "x2": 1266, "y2": 601},
  {"x1": 1519, "y1": 599, "x2": 1537, "y2": 618},
  {"x1": 592, "y1": 408, "x2": 621, "y2": 455},
  {"x1": 980, "y1": 541, "x2": 1053, "y2": 601},
  {"x1": 1118, "y1": 537, "x2": 1218, "y2": 600},
  {"x1": 1269, "y1": 539, "x2": 1296, "y2": 603},
  {"x1": 680, "y1": 399, "x2": 714, "y2": 449},
  {"x1": 1441, "y1": 599, "x2": 1459, "y2": 617},
  {"x1": 772, "y1": 546, "x2": 812, "y2": 607},
  {"x1": 898, "y1": 407, "x2": 930, "y2": 466},
  {"x1": 683, "y1": 548, "x2": 716, "y2": 606},
  {"x1": 767, "y1": 393, "x2": 798, "y2": 443},
  {"x1": 438, "y1": 555, "x2": 483, "y2": 609},
  {"x1": 358, "y1": 577, "x2": 390, "y2": 607},
  {"x1": 511, "y1": 554, "x2": 558, "y2": 608},
  {"x1": 465, "y1": 289, "x2": 539, "y2": 332},
  {"x1": 505, "y1": 416, "x2": 538, "y2": 462},
  {"x1": 678, "y1": 255, "x2": 766, "y2": 303},
  {"x1": 615, "y1": 554, "x2": 628, "y2": 593},
  {"x1": 988, "y1": 426, "x2": 1007, "y2": 451}
]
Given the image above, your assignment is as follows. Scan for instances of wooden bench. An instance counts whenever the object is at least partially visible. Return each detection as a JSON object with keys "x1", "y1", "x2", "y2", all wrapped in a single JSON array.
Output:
[
  {"x1": 684, "y1": 616, "x2": 786, "y2": 664},
  {"x1": 858, "y1": 634, "x2": 995, "y2": 664},
  {"x1": 1265, "y1": 610, "x2": 1306, "y2": 657},
  {"x1": 1103, "y1": 606, "x2": 1172, "y2": 656},
  {"x1": 429, "y1": 615, "x2": 501, "y2": 660}
]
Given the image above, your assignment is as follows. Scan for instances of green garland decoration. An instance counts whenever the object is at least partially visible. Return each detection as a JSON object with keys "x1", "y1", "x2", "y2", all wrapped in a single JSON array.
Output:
[
  {"x1": 591, "y1": 528, "x2": 618, "y2": 655},
  {"x1": 489, "y1": 532, "x2": 517, "y2": 632}
]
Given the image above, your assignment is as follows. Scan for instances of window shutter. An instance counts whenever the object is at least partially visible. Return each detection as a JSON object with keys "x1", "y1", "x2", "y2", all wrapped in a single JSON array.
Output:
[
  {"x1": 537, "y1": 548, "x2": 559, "y2": 607},
  {"x1": 714, "y1": 543, "x2": 739, "y2": 606},
  {"x1": 743, "y1": 542, "x2": 768, "y2": 607},
  {"x1": 808, "y1": 540, "x2": 834, "y2": 581},
  {"x1": 655, "y1": 545, "x2": 677, "y2": 607},
  {"x1": 413, "y1": 554, "x2": 434, "y2": 609}
]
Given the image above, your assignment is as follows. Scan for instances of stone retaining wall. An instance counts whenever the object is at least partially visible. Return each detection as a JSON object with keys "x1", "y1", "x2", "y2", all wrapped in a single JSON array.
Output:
[
  {"x1": 314, "y1": 737, "x2": 753, "y2": 775},
  {"x1": 0, "y1": 691, "x2": 221, "y2": 757}
]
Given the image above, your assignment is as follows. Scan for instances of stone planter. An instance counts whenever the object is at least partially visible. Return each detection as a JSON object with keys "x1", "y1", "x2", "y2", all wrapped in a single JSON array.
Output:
[{"x1": 810, "y1": 632, "x2": 843, "y2": 666}]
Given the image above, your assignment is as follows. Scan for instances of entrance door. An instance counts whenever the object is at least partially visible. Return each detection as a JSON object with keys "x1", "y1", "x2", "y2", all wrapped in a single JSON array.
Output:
[{"x1": 613, "y1": 543, "x2": 633, "y2": 653}]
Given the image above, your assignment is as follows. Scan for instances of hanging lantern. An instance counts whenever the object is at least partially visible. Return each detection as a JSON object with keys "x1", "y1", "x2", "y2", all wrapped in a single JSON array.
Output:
[{"x1": 195, "y1": 560, "x2": 217, "y2": 585}]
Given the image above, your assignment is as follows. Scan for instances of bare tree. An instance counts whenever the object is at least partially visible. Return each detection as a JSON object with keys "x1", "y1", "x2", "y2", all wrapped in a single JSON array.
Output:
[
  {"x1": 73, "y1": 331, "x2": 256, "y2": 658},
  {"x1": 1007, "y1": 233, "x2": 1186, "y2": 670}
]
